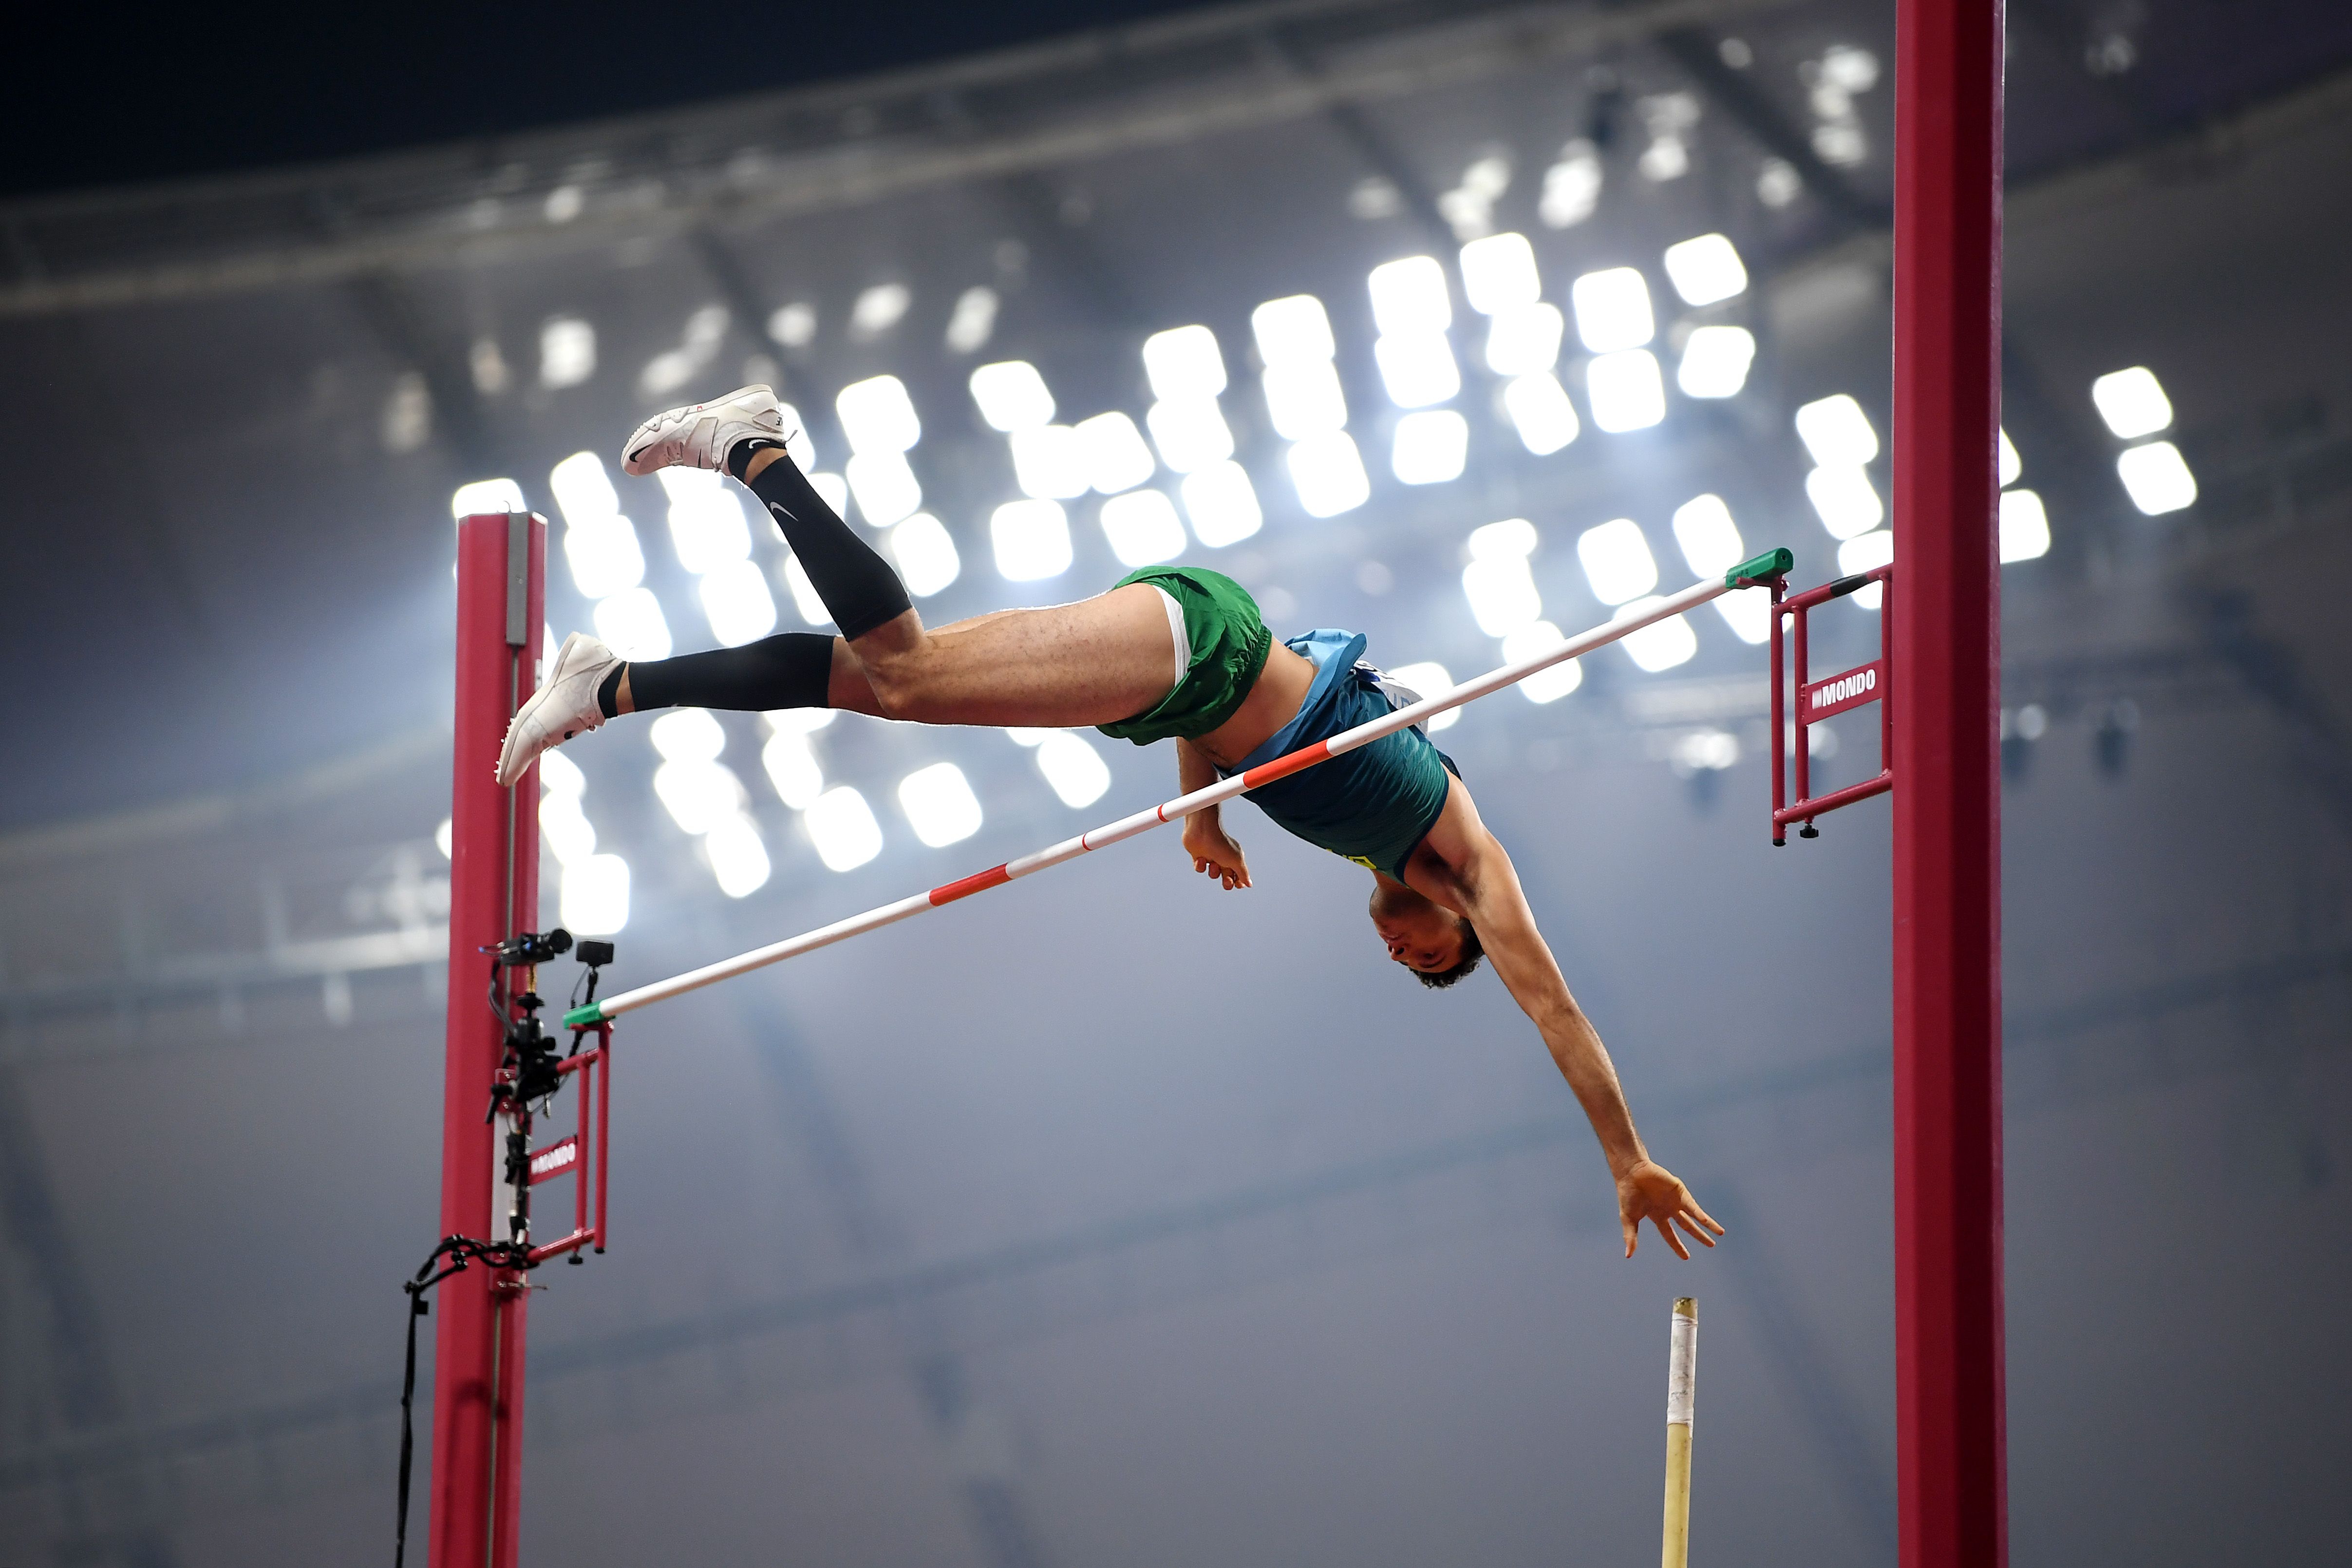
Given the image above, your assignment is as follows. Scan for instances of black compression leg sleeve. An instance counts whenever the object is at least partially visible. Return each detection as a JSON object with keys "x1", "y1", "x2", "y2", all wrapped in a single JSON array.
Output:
[
  {"x1": 622, "y1": 633, "x2": 838, "y2": 714},
  {"x1": 736, "y1": 449, "x2": 912, "y2": 640}
]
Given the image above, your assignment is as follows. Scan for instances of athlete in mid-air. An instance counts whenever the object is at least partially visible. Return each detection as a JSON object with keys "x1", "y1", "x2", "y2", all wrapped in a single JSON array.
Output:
[{"x1": 500, "y1": 386, "x2": 1723, "y2": 1260}]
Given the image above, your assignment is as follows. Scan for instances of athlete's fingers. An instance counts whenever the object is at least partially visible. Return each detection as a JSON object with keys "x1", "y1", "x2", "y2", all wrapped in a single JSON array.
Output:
[
  {"x1": 1673, "y1": 1211, "x2": 1717, "y2": 1248},
  {"x1": 1681, "y1": 1197, "x2": 1726, "y2": 1237},
  {"x1": 1622, "y1": 1212, "x2": 1638, "y2": 1259},
  {"x1": 1652, "y1": 1211, "x2": 1691, "y2": 1261}
]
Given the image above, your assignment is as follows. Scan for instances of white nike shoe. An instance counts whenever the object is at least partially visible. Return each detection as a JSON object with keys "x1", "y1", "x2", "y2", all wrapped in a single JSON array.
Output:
[
  {"x1": 621, "y1": 384, "x2": 788, "y2": 478},
  {"x1": 497, "y1": 632, "x2": 621, "y2": 787}
]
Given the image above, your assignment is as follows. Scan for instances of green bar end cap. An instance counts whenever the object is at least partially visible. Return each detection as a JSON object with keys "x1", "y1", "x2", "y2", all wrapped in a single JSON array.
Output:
[
  {"x1": 563, "y1": 1002, "x2": 606, "y2": 1029},
  {"x1": 1727, "y1": 547, "x2": 1794, "y2": 586}
]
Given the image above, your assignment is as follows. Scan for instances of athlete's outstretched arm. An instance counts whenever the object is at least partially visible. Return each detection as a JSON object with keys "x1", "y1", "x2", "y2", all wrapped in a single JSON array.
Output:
[{"x1": 1409, "y1": 783, "x2": 1723, "y2": 1259}]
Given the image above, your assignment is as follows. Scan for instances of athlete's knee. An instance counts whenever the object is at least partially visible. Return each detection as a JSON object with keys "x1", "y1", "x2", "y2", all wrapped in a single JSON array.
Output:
[{"x1": 861, "y1": 649, "x2": 943, "y2": 721}]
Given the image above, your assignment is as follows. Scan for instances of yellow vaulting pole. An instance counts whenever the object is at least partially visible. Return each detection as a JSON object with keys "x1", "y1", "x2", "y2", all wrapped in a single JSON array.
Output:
[{"x1": 1661, "y1": 1297, "x2": 1698, "y2": 1568}]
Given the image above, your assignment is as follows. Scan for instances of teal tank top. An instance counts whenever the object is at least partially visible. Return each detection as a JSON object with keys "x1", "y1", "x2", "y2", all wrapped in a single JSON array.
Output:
[{"x1": 1223, "y1": 630, "x2": 1459, "y2": 880}]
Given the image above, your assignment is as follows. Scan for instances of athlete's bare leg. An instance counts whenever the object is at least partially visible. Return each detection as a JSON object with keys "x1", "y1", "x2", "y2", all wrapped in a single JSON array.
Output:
[{"x1": 733, "y1": 446, "x2": 1179, "y2": 728}]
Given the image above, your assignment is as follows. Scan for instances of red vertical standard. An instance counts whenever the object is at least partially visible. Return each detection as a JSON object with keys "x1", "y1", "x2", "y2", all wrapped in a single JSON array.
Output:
[
  {"x1": 435, "y1": 513, "x2": 545, "y2": 1568},
  {"x1": 1892, "y1": 7, "x2": 2007, "y2": 1568}
]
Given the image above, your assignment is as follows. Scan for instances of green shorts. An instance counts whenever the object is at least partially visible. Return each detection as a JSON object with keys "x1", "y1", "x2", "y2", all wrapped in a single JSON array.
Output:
[{"x1": 1095, "y1": 566, "x2": 1274, "y2": 745}]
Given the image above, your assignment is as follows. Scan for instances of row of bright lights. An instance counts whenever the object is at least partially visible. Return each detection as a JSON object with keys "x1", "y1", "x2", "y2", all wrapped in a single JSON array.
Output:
[{"x1": 515, "y1": 699, "x2": 1125, "y2": 930}]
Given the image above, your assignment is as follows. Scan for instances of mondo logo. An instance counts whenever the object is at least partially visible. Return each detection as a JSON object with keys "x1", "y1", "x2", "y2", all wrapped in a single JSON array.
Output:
[{"x1": 1809, "y1": 667, "x2": 1877, "y2": 712}]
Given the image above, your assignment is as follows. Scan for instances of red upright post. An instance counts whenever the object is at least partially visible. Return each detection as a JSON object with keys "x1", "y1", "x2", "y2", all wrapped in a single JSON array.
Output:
[
  {"x1": 435, "y1": 512, "x2": 546, "y2": 1568},
  {"x1": 1891, "y1": 6, "x2": 2007, "y2": 1568}
]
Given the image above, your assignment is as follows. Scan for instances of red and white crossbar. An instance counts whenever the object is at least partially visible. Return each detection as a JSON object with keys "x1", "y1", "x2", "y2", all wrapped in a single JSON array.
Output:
[{"x1": 566, "y1": 550, "x2": 1790, "y2": 1027}]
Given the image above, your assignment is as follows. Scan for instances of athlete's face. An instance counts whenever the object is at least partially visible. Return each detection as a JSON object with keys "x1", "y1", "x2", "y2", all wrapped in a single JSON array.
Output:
[{"x1": 1368, "y1": 882, "x2": 1465, "y2": 974}]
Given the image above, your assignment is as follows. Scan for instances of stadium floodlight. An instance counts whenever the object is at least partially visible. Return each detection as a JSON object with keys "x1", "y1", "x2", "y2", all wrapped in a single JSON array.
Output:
[
  {"x1": 761, "y1": 731, "x2": 824, "y2": 810},
  {"x1": 649, "y1": 707, "x2": 726, "y2": 763},
  {"x1": 1146, "y1": 398, "x2": 1236, "y2": 473},
  {"x1": 1075, "y1": 411, "x2": 1157, "y2": 494},
  {"x1": 1806, "y1": 466, "x2": 1885, "y2": 539},
  {"x1": 452, "y1": 478, "x2": 526, "y2": 518},
  {"x1": 1100, "y1": 489, "x2": 1188, "y2": 567},
  {"x1": 1035, "y1": 732, "x2": 1112, "y2": 807},
  {"x1": 1614, "y1": 598, "x2": 1698, "y2": 672},
  {"x1": 1460, "y1": 556, "x2": 1542, "y2": 637},
  {"x1": 1661, "y1": 233, "x2": 1749, "y2": 305},
  {"x1": 805, "y1": 785, "x2": 884, "y2": 871},
  {"x1": 560, "y1": 853, "x2": 630, "y2": 935},
  {"x1": 1676, "y1": 326, "x2": 1756, "y2": 398},
  {"x1": 563, "y1": 515, "x2": 645, "y2": 600},
  {"x1": 1142, "y1": 324, "x2": 1229, "y2": 401},
  {"x1": 835, "y1": 374, "x2": 922, "y2": 453},
  {"x1": 944, "y1": 287, "x2": 998, "y2": 355},
  {"x1": 1374, "y1": 333, "x2": 1462, "y2": 408},
  {"x1": 1485, "y1": 303, "x2": 1565, "y2": 377},
  {"x1": 1386, "y1": 662, "x2": 1459, "y2": 731},
  {"x1": 1261, "y1": 358, "x2": 1349, "y2": 439},
  {"x1": 808, "y1": 471, "x2": 850, "y2": 520},
  {"x1": 764, "y1": 706, "x2": 836, "y2": 737},
  {"x1": 850, "y1": 284, "x2": 912, "y2": 338},
  {"x1": 1541, "y1": 141, "x2": 1603, "y2": 228},
  {"x1": 1501, "y1": 621, "x2": 1583, "y2": 702},
  {"x1": 1252, "y1": 294, "x2": 1337, "y2": 365},
  {"x1": 1010, "y1": 424, "x2": 1091, "y2": 500},
  {"x1": 1713, "y1": 590, "x2": 1771, "y2": 645},
  {"x1": 845, "y1": 451, "x2": 922, "y2": 527},
  {"x1": 2091, "y1": 367, "x2": 2174, "y2": 439},
  {"x1": 538, "y1": 749, "x2": 586, "y2": 798},
  {"x1": 888, "y1": 513, "x2": 961, "y2": 597},
  {"x1": 1392, "y1": 410, "x2": 1469, "y2": 485},
  {"x1": 1577, "y1": 518, "x2": 1660, "y2": 605},
  {"x1": 1460, "y1": 232, "x2": 1541, "y2": 315},
  {"x1": 1367, "y1": 256, "x2": 1452, "y2": 337},
  {"x1": 1998, "y1": 489, "x2": 2051, "y2": 563},
  {"x1": 969, "y1": 360, "x2": 1056, "y2": 432},
  {"x1": 549, "y1": 452, "x2": 620, "y2": 522},
  {"x1": 667, "y1": 486, "x2": 753, "y2": 572},
  {"x1": 1670, "y1": 493, "x2": 1744, "y2": 579},
  {"x1": 1794, "y1": 394, "x2": 1880, "y2": 467},
  {"x1": 781, "y1": 554, "x2": 831, "y2": 627},
  {"x1": 540, "y1": 318, "x2": 596, "y2": 390},
  {"x1": 991, "y1": 499, "x2": 1074, "y2": 580},
  {"x1": 1179, "y1": 461, "x2": 1263, "y2": 547},
  {"x1": 1502, "y1": 373, "x2": 1580, "y2": 454},
  {"x1": 1999, "y1": 428, "x2": 2021, "y2": 487},
  {"x1": 704, "y1": 814, "x2": 772, "y2": 899},
  {"x1": 1286, "y1": 430, "x2": 1371, "y2": 517},
  {"x1": 1837, "y1": 529, "x2": 1896, "y2": 609},
  {"x1": 898, "y1": 762, "x2": 984, "y2": 848},
  {"x1": 539, "y1": 790, "x2": 598, "y2": 868},
  {"x1": 2117, "y1": 440, "x2": 2197, "y2": 514},
  {"x1": 768, "y1": 302, "x2": 816, "y2": 347},
  {"x1": 653, "y1": 758, "x2": 746, "y2": 835},
  {"x1": 1467, "y1": 517, "x2": 1538, "y2": 560},
  {"x1": 591, "y1": 586, "x2": 672, "y2": 661},
  {"x1": 1570, "y1": 267, "x2": 1656, "y2": 352},
  {"x1": 1585, "y1": 350, "x2": 1667, "y2": 432},
  {"x1": 656, "y1": 465, "x2": 719, "y2": 503},
  {"x1": 697, "y1": 559, "x2": 779, "y2": 646}
]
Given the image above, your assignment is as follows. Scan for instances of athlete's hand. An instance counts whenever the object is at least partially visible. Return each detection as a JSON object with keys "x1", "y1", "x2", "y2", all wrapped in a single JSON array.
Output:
[
  {"x1": 1182, "y1": 816, "x2": 1252, "y2": 890},
  {"x1": 1617, "y1": 1161, "x2": 1723, "y2": 1260}
]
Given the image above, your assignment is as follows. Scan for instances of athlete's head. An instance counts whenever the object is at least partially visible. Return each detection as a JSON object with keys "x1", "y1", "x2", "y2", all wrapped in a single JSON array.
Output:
[{"x1": 1368, "y1": 879, "x2": 1484, "y2": 989}]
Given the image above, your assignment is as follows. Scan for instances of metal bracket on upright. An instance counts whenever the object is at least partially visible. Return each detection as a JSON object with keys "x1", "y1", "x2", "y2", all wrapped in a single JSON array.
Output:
[{"x1": 1770, "y1": 564, "x2": 1895, "y2": 846}]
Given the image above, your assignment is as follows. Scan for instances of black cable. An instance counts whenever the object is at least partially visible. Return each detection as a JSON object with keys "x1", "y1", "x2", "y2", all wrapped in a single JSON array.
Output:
[{"x1": 394, "y1": 1236, "x2": 533, "y2": 1567}]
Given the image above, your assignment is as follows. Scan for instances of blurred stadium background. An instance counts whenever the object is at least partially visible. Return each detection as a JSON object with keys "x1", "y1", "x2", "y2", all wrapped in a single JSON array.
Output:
[{"x1": 2, "y1": 0, "x2": 2348, "y2": 1563}]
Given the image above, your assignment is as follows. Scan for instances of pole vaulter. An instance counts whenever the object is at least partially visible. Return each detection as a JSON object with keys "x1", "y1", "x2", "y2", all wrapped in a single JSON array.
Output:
[{"x1": 560, "y1": 554, "x2": 1785, "y2": 1027}]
